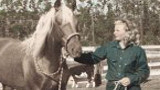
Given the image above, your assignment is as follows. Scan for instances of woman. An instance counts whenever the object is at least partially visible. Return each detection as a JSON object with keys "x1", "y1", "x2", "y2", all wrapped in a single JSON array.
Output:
[{"x1": 74, "y1": 19, "x2": 150, "y2": 90}]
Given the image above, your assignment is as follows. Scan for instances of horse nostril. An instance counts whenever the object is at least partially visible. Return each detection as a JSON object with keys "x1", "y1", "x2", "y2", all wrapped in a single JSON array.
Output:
[
  {"x1": 76, "y1": 47, "x2": 82, "y2": 56},
  {"x1": 76, "y1": 50, "x2": 80, "y2": 54},
  {"x1": 70, "y1": 44, "x2": 82, "y2": 57},
  {"x1": 72, "y1": 48, "x2": 74, "y2": 52},
  {"x1": 79, "y1": 48, "x2": 82, "y2": 54}
]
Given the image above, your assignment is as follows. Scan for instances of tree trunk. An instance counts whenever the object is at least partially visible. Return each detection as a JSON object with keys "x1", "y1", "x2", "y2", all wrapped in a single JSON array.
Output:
[{"x1": 5, "y1": 18, "x2": 10, "y2": 37}]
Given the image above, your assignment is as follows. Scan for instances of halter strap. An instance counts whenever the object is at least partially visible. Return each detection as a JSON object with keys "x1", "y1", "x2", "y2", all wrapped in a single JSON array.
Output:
[{"x1": 65, "y1": 32, "x2": 80, "y2": 53}]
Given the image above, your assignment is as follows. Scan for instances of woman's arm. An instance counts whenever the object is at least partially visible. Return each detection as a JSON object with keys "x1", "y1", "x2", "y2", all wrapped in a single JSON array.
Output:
[
  {"x1": 74, "y1": 45, "x2": 107, "y2": 65},
  {"x1": 127, "y1": 49, "x2": 150, "y2": 85},
  {"x1": 74, "y1": 52, "x2": 97, "y2": 65}
]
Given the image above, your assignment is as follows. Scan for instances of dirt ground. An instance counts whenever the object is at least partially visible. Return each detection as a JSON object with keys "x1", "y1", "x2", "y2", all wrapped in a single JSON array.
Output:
[
  {"x1": 0, "y1": 76, "x2": 159, "y2": 90},
  {"x1": 67, "y1": 75, "x2": 160, "y2": 90}
]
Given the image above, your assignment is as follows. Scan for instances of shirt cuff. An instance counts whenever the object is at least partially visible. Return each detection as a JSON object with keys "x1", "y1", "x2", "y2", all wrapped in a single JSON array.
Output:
[{"x1": 127, "y1": 74, "x2": 140, "y2": 85}]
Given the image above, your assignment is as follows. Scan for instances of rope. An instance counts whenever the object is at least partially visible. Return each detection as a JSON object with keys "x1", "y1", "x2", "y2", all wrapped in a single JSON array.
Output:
[
  {"x1": 113, "y1": 81, "x2": 120, "y2": 90},
  {"x1": 57, "y1": 48, "x2": 70, "y2": 90},
  {"x1": 34, "y1": 57, "x2": 63, "y2": 76},
  {"x1": 57, "y1": 55, "x2": 65, "y2": 90},
  {"x1": 33, "y1": 47, "x2": 69, "y2": 90},
  {"x1": 113, "y1": 81, "x2": 127, "y2": 90},
  {"x1": 58, "y1": 66, "x2": 64, "y2": 90},
  {"x1": 34, "y1": 55, "x2": 66, "y2": 90}
]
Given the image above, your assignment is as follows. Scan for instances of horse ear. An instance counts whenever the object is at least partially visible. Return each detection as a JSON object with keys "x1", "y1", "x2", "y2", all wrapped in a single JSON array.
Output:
[
  {"x1": 66, "y1": 0, "x2": 76, "y2": 11},
  {"x1": 72, "y1": 0, "x2": 76, "y2": 11},
  {"x1": 54, "y1": 0, "x2": 61, "y2": 9}
]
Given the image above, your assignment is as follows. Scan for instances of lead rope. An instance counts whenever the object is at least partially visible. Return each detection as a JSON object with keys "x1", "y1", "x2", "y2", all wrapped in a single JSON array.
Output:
[
  {"x1": 113, "y1": 81, "x2": 127, "y2": 90},
  {"x1": 34, "y1": 57, "x2": 63, "y2": 76},
  {"x1": 58, "y1": 47, "x2": 69, "y2": 90},
  {"x1": 34, "y1": 47, "x2": 67, "y2": 90},
  {"x1": 58, "y1": 56, "x2": 65, "y2": 90}
]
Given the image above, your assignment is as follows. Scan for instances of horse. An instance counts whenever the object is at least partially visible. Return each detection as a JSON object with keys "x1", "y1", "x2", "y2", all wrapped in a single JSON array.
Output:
[
  {"x1": 66, "y1": 57, "x2": 104, "y2": 88},
  {"x1": 69, "y1": 63, "x2": 95, "y2": 88},
  {"x1": 0, "y1": 0, "x2": 82, "y2": 90}
]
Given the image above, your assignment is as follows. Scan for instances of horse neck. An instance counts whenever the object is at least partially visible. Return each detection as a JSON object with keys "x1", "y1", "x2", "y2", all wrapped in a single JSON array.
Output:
[{"x1": 41, "y1": 36, "x2": 63, "y2": 73}]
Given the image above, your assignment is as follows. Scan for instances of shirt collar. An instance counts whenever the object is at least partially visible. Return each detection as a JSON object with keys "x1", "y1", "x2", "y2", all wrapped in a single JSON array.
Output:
[{"x1": 112, "y1": 41, "x2": 134, "y2": 49}]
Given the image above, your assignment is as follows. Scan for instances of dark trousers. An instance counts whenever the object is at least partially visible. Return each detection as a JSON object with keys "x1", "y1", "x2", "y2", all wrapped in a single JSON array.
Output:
[{"x1": 106, "y1": 81, "x2": 141, "y2": 90}]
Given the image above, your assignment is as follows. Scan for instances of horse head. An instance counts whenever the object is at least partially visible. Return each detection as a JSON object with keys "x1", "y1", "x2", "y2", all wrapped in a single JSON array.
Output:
[
  {"x1": 28, "y1": 0, "x2": 82, "y2": 58},
  {"x1": 53, "y1": 0, "x2": 82, "y2": 58}
]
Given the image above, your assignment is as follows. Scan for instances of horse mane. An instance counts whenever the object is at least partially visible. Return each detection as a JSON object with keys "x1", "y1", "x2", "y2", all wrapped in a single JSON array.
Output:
[
  {"x1": 22, "y1": 4, "x2": 73, "y2": 59},
  {"x1": 22, "y1": 7, "x2": 56, "y2": 59}
]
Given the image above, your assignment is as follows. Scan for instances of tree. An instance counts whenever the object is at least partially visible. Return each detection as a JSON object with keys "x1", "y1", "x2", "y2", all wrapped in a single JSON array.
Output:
[{"x1": 0, "y1": 0, "x2": 160, "y2": 44}]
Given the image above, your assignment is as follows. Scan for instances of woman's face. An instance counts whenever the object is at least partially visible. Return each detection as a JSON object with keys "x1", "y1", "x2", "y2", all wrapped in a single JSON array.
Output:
[{"x1": 113, "y1": 23, "x2": 128, "y2": 41}]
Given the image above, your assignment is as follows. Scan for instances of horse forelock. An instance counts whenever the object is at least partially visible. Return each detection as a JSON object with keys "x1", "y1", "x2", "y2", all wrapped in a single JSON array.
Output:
[{"x1": 22, "y1": 7, "x2": 56, "y2": 58}]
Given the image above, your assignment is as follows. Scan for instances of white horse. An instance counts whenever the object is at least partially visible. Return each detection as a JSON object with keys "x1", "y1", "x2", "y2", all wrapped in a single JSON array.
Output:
[{"x1": 69, "y1": 63, "x2": 95, "y2": 88}]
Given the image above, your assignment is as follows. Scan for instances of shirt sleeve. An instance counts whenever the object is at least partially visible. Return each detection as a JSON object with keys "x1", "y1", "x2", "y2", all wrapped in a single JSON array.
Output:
[
  {"x1": 74, "y1": 45, "x2": 107, "y2": 65},
  {"x1": 127, "y1": 48, "x2": 150, "y2": 85}
]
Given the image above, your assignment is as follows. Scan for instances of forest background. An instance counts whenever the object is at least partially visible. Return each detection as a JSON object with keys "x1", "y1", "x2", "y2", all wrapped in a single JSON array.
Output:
[{"x1": 0, "y1": 0, "x2": 160, "y2": 46}]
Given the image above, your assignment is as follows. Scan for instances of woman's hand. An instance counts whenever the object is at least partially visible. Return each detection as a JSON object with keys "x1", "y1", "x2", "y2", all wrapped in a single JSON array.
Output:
[{"x1": 119, "y1": 77, "x2": 130, "y2": 86}]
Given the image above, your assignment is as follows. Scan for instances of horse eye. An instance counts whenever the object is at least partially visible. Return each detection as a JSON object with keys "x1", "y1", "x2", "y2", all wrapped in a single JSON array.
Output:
[
  {"x1": 76, "y1": 25, "x2": 80, "y2": 32},
  {"x1": 55, "y1": 16, "x2": 62, "y2": 25},
  {"x1": 76, "y1": 22, "x2": 81, "y2": 32}
]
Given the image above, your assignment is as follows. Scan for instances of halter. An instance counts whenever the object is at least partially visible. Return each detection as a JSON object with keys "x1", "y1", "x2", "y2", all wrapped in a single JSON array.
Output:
[{"x1": 64, "y1": 32, "x2": 80, "y2": 53}]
